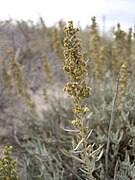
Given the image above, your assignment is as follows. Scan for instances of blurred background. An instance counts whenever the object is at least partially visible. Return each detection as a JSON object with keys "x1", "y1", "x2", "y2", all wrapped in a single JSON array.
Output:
[{"x1": 0, "y1": 0, "x2": 135, "y2": 31}]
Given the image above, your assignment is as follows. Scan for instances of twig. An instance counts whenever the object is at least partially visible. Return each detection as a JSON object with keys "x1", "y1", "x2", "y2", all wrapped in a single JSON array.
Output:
[{"x1": 64, "y1": 164, "x2": 84, "y2": 180}]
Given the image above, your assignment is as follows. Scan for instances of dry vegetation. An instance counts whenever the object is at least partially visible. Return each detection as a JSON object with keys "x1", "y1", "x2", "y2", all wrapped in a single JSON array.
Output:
[{"x1": 0, "y1": 17, "x2": 135, "y2": 179}]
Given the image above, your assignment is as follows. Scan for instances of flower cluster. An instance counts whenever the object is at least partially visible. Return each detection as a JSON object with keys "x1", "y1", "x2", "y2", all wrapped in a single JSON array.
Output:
[
  {"x1": 112, "y1": 23, "x2": 127, "y2": 72},
  {"x1": 1, "y1": 61, "x2": 13, "y2": 96},
  {"x1": 0, "y1": 146, "x2": 18, "y2": 179},
  {"x1": 42, "y1": 52, "x2": 53, "y2": 84},
  {"x1": 1, "y1": 48, "x2": 35, "y2": 109},
  {"x1": 9, "y1": 49, "x2": 35, "y2": 108},
  {"x1": 63, "y1": 21, "x2": 91, "y2": 105},
  {"x1": 118, "y1": 61, "x2": 128, "y2": 108},
  {"x1": 89, "y1": 17, "x2": 102, "y2": 80},
  {"x1": 9, "y1": 49, "x2": 24, "y2": 95},
  {"x1": 52, "y1": 28, "x2": 63, "y2": 62}
]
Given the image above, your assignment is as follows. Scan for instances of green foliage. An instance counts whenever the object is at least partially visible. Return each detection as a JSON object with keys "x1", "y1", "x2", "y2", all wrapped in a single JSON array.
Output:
[{"x1": 13, "y1": 81, "x2": 135, "y2": 179}]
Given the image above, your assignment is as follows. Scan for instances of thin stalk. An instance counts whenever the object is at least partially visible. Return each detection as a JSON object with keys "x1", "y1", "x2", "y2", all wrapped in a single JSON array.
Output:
[{"x1": 105, "y1": 75, "x2": 119, "y2": 176}]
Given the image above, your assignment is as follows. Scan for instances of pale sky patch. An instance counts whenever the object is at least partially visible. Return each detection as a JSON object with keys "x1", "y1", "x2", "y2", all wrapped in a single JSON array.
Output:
[{"x1": 0, "y1": 0, "x2": 134, "y2": 31}]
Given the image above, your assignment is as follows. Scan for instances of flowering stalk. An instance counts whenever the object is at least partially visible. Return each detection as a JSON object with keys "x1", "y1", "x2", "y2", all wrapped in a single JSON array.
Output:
[
  {"x1": 63, "y1": 21, "x2": 97, "y2": 179},
  {"x1": 89, "y1": 17, "x2": 102, "y2": 80},
  {"x1": 42, "y1": 52, "x2": 53, "y2": 84},
  {"x1": 52, "y1": 27, "x2": 63, "y2": 62},
  {"x1": 8, "y1": 48, "x2": 35, "y2": 109},
  {"x1": 118, "y1": 61, "x2": 128, "y2": 109},
  {"x1": 1, "y1": 61, "x2": 13, "y2": 96},
  {"x1": 112, "y1": 23, "x2": 127, "y2": 72},
  {"x1": 0, "y1": 146, "x2": 18, "y2": 179}
]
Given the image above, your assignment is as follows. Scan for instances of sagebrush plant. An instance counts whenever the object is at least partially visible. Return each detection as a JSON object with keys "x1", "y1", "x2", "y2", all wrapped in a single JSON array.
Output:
[
  {"x1": 2, "y1": 48, "x2": 35, "y2": 109},
  {"x1": 0, "y1": 146, "x2": 18, "y2": 180},
  {"x1": 98, "y1": 42, "x2": 110, "y2": 79},
  {"x1": 112, "y1": 23, "x2": 128, "y2": 72},
  {"x1": 9, "y1": 49, "x2": 35, "y2": 108},
  {"x1": 89, "y1": 17, "x2": 112, "y2": 82},
  {"x1": 42, "y1": 51, "x2": 53, "y2": 84},
  {"x1": 39, "y1": 16, "x2": 49, "y2": 36},
  {"x1": 89, "y1": 17, "x2": 102, "y2": 80},
  {"x1": 42, "y1": 86, "x2": 49, "y2": 103},
  {"x1": 52, "y1": 27, "x2": 63, "y2": 62},
  {"x1": 58, "y1": 20, "x2": 66, "y2": 43},
  {"x1": 9, "y1": 48, "x2": 25, "y2": 95},
  {"x1": 0, "y1": 17, "x2": 135, "y2": 179},
  {"x1": 126, "y1": 28, "x2": 132, "y2": 60},
  {"x1": 118, "y1": 61, "x2": 128, "y2": 109},
  {"x1": 63, "y1": 21, "x2": 103, "y2": 179},
  {"x1": 1, "y1": 61, "x2": 13, "y2": 96}
]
